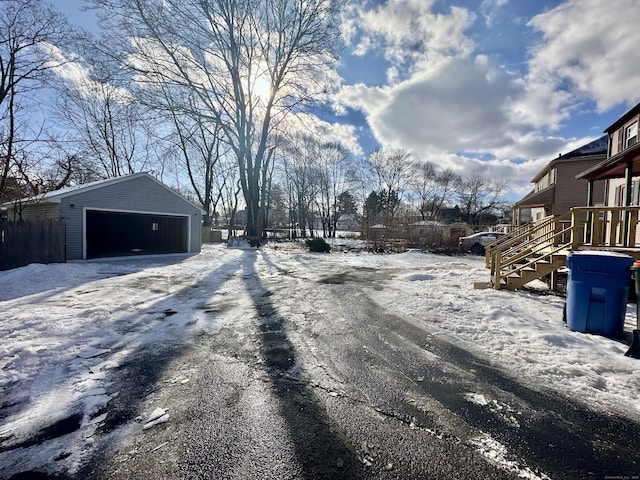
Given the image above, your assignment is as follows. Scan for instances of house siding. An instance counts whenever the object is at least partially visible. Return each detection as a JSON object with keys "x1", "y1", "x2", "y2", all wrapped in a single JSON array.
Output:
[
  {"x1": 531, "y1": 207, "x2": 546, "y2": 221},
  {"x1": 610, "y1": 113, "x2": 640, "y2": 156},
  {"x1": 58, "y1": 175, "x2": 202, "y2": 260},
  {"x1": 606, "y1": 177, "x2": 640, "y2": 207},
  {"x1": 606, "y1": 176, "x2": 640, "y2": 246},
  {"x1": 535, "y1": 168, "x2": 556, "y2": 192},
  {"x1": 17, "y1": 203, "x2": 60, "y2": 221},
  {"x1": 554, "y1": 159, "x2": 606, "y2": 214}
]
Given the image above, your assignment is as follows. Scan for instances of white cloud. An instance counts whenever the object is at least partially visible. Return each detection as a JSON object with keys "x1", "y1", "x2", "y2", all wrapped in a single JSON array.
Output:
[
  {"x1": 527, "y1": 0, "x2": 640, "y2": 112},
  {"x1": 337, "y1": 51, "x2": 605, "y2": 198},
  {"x1": 480, "y1": 0, "x2": 510, "y2": 26},
  {"x1": 339, "y1": 56, "x2": 538, "y2": 157},
  {"x1": 335, "y1": 0, "x2": 639, "y2": 200},
  {"x1": 336, "y1": 2, "x2": 583, "y2": 197},
  {"x1": 283, "y1": 112, "x2": 363, "y2": 157},
  {"x1": 375, "y1": 58, "x2": 521, "y2": 152},
  {"x1": 348, "y1": 0, "x2": 475, "y2": 79},
  {"x1": 43, "y1": 43, "x2": 132, "y2": 102}
]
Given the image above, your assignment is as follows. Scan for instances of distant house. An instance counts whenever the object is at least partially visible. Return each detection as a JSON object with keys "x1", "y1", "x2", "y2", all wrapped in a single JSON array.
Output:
[
  {"x1": 513, "y1": 136, "x2": 608, "y2": 224},
  {"x1": 336, "y1": 213, "x2": 360, "y2": 232},
  {"x1": 404, "y1": 220, "x2": 444, "y2": 245},
  {"x1": 3, "y1": 172, "x2": 205, "y2": 260}
]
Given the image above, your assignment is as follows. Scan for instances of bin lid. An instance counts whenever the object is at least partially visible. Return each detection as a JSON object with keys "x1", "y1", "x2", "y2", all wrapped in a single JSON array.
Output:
[
  {"x1": 567, "y1": 250, "x2": 634, "y2": 272},
  {"x1": 568, "y1": 251, "x2": 634, "y2": 258}
]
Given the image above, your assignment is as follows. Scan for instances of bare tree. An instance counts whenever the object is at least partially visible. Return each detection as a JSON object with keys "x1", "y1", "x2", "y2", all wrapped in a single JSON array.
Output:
[
  {"x1": 367, "y1": 147, "x2": 413, "y2": 233},
  {"x1": 280, "y1": 134, "x2": 320, "y2": 238},
  {"x1": 410, "y1": 161, "x2": 460, "y2": 221},
  {"x1": 316, "y1": 142, "x2": 351, "y2": 237},
  {"x1": 157, "y1": 87, "x2": 229, "y2": 226},
  {"x1": 89, "y1": 0, "x2": 344, "y2": 243},
  {"x1": 8, "y1": 145, "x2": 77, "y2": 219},
  {"x1": 0, "y1": 0, "x2": 68, "y2": 203},
  {"x1": 56, "y1": 73, "x2": 156, "y2": 179},
  {"x1": 215, "y1": 155, "x2": 242, "y2": 237},
  {"x1": 456, "y1": 174, "x2": 508, "y2": 227}
]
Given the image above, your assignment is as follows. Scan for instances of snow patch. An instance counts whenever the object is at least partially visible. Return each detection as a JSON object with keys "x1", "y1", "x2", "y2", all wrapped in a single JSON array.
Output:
[
  {"x1": 472, "y1": 433, "x2": 551, "y2": 479},
  {"x1": 143, "y1": 407, "x2": 170, "y2": 430},
  {"x1": 2, "y1": 242, "x2": 640, "y2": 476}
]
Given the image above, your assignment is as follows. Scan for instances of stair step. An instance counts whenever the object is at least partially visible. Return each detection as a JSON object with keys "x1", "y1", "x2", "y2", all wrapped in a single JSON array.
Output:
[{"x1": 532, "y1": 260, "x2": 550, "y2": 265}]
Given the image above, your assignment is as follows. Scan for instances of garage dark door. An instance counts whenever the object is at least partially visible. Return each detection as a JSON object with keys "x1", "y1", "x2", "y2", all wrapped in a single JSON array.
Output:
[{"x1": 86, "y1": 210, "x2": 188, "y2": 259}]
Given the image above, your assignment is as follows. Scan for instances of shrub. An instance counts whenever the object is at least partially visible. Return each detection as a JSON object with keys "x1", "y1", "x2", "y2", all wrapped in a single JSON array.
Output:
[{"x1": 305, "y1": 237, "x2": 331, "y2": 253}]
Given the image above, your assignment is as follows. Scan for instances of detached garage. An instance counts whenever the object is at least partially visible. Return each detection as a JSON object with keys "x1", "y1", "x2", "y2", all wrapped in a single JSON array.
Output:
[{"x1": 8, "y1": 173, "x2": 204, "y2": 260}]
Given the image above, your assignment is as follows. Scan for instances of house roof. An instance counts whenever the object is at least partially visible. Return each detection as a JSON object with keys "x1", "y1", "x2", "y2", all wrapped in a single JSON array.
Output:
[
  {"x1": 514, "y1": 185, "x2": 555, "y2": 209},
  {"x1": 576, "y1": 141, "x2": 640, "y2": 181},
  {"x1": 561, "y1": 135, "x2": 609, "y2": 159},
  {"x1": 604, "y1": 100, "x2": 640, "y2": 133},
  {"x1": 3, "y1": 172, "x2": 206, "y2": 213},
  {"x1": 530, "y1": 135, "x2": 608, "y2": 183},
  {"x1": 574, "y1": 102, "x2": 640, "y2": 181},
  {"x1": 410, "y1": 220, "x2": 445, "y2": 227}
]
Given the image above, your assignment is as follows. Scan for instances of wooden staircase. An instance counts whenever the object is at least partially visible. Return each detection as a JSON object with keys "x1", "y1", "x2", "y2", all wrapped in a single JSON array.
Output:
[
  {"x1": 485, "y1": 214, "x2": 573, "y2": 290},
  {"x1": 486, "y1": 206, "x2": 640, "y2": 290}
]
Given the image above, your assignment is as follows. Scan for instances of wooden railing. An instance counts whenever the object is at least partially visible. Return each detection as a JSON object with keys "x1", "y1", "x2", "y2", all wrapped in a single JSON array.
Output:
[
  {"x1": 569, "y1": 206, "x2": 640, "y2": 248},
  {"x1": 485, "y1": 206, "x2": 640, "y2": 290},
  {"x1": 486, "y1": 214, "x2": 572, "y2": 289}
]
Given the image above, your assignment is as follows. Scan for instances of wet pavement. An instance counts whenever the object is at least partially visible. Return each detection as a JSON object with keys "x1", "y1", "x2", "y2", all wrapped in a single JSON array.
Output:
[{"x1": 9, "y1": 250, "x2": 640, "y2": 479}]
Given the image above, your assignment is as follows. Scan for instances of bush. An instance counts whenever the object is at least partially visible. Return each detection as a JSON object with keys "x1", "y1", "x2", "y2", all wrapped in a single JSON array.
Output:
[{"x1": 305, "y1": 237, "x2": 331, "y2": 253}]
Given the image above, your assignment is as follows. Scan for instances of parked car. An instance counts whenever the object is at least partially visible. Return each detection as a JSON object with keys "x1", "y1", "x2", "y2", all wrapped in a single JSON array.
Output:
[{"x1": 458, "y1": 231, "x2": 505, "y2": 255}]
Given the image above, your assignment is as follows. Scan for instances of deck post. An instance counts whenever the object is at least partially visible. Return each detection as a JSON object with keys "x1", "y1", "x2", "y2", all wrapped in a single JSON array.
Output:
[
  {"x1": 629, "y1": 209, "x2": 639, "y2": 248},
  {"x1": 624, "y1": 162, "x2": 633, "y2": 247},
  {"x1": 571, "y1": 209, "x2": 580, "y2": 248},
  {"x1": 549, "y1": 269, "x2": 559, "y2": 291},
  {"x1": 493, "y1": 251, "x2": 502, "y2": 290},
  {"x1": 586, "y1": 181, "x2": 594, "y2": 242},
  {"x1": 591, "y1": 208, "x2": 603, "y2": 246}
]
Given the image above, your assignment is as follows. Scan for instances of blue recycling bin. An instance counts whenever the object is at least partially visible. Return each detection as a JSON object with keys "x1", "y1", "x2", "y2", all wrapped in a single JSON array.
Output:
[{"x1": 566, "y1": 251, "x2": 634, "y2": 338}]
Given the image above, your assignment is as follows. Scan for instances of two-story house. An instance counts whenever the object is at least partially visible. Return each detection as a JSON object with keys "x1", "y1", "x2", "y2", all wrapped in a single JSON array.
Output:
[
  {"x1": 577, "y1": 101, "x2": 640, "y2": 207},
  {"x1": 514, "y1": 135, "x2": 608, "y2": 224},
  {"x1": 488, "y1": 101, "x2": 640, "y2": 291}
]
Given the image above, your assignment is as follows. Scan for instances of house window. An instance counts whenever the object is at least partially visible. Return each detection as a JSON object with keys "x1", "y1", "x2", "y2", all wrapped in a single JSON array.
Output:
[
  {"x1": 626, "y1": 122, "x2": 638, "y2": 148},
  {"x1": 152, "y1": 222, "x2": 159, "y2": 231},
  {"x1": 634, "y1": 179, "x2": 640, "y2": 206},
  {"x1": 618, "y1": 127, "x2": 624, "y2": 153},
  {"x1": 614, "y1": 185, "x2": 625, "y2": 206}
]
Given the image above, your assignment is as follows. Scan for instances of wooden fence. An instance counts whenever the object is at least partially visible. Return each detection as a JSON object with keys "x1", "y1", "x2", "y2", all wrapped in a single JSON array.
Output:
[
  {"x1": 202, "y1": 227, "x2": 223, "y2": 243},
  {"x1": 0, "y1": 220, "x2": 66, "y2": 271}
]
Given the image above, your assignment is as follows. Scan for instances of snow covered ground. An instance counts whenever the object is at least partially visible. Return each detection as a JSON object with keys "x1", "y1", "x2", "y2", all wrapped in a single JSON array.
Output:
[{"x1": 1, "y1": 240, "x2": 640, "y2": 476}]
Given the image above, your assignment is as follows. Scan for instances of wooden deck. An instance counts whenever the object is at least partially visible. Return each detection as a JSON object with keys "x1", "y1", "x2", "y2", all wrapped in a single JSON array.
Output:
[{"x1": 486, "y1": 206, "x2": 640, "y2": 290}]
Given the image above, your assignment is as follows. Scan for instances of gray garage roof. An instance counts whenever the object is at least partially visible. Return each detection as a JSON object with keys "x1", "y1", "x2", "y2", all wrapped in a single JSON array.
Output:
[{"x1": 7, "y1": 172, "x2": 206, "y2": 213}]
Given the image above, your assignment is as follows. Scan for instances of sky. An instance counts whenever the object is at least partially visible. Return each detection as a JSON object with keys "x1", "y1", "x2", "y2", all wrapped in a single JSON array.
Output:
[
  {"x1": 54, "y1": 0, "x2": 640, "y2": 201},
  {"x1": 1, "y1": 241, "x2": 640, "y2": 478},
  {"x1": 332, "y1": 0, "x2": 640, "y2": 199}
]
